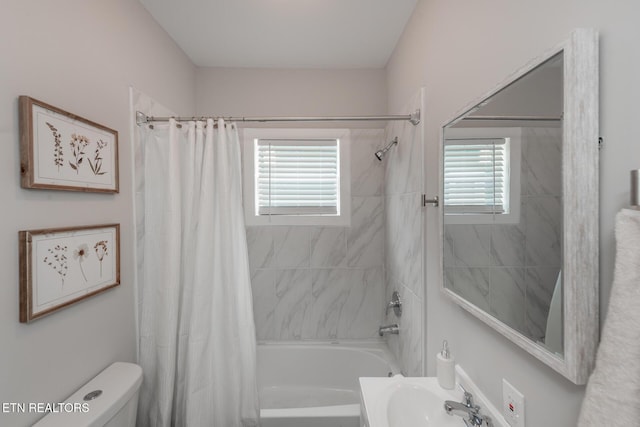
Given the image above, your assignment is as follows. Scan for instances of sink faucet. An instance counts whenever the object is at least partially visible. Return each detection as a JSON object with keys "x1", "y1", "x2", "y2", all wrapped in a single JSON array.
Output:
[
  {"x1": 378, "y1": 324, "x2": 399, "y2": 336},
  {"x1": 444, "y1": 385, "x2": 493, "y2": 427}
]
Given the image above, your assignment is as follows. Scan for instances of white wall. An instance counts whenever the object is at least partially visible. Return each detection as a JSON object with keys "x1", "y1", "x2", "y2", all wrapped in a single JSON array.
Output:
[
  {"x1": 196, "y1": 67, "x2": 387, "y2": 121},
  {"x1": 0, "y1": 1, "x2": 195, "y2": 425},
  {"x1": 387, "y1": 1, "x2": 640, "y2": 425}
]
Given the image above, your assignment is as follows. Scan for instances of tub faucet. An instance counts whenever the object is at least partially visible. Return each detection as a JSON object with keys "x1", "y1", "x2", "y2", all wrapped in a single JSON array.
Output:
[
  {"x1": 444, "y1": 385, "x2": 493, "y2": 427},
  {"x1": 378, "y1": 324, "x2": 399, "y2": 336}
]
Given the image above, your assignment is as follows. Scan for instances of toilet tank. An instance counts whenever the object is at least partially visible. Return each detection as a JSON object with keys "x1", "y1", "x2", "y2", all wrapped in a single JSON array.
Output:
[{"x1": 33, "y1": 362, "x2": 143, "y2": 427}]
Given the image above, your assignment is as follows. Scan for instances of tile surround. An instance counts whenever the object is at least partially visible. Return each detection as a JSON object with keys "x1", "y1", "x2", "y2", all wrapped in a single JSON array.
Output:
[
  {"x1": 310, "y1": 227, "x2": 347, "y2": 268},
  {"x1": 274, "y1": 268, "x2": 312, "y2": 340},
  {"x1": 310, "y1": 269, "x2": 350, "y2": 339},
  {"x1": 251, "y1": 268, "x2": 276, "y2": 340},
  {"x1": 347, "y1": 196, "x2": 384, "y2": 268},
  {"x1": 246, "y1": 227, "x2": 274, "y2": 269},
  {"x1": 351, "y1": 130, "x2": 385, "y2": 197},
  {"x1": 273, "y1": 226, "x2": 311, "y2": 268},
  {"x1": 383, "y1": 91, "x2": 424, "y2": 376},
  {"x1": 247, "y1": 129, "x2": 388, "y2": 341},
  {"x1": 343, "y1": 268, "x2": 385, "y2": 339}
]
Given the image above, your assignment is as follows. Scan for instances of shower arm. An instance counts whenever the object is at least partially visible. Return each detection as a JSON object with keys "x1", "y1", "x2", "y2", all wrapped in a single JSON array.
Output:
[{"x1": 381, "y1": 137, "x2": 398, "y2": 152}]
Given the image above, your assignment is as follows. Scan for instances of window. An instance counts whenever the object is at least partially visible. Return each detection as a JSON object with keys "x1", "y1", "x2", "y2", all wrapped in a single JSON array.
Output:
[
  {"x1": 443, "y1": 128, "x2": 521, "y2": 224},
  {"x1": 256, "y1": 139, "x2": 339, "y2": 216},
  {"x1": 243, "y1": 128, "x2": 350, "y2": 226}
]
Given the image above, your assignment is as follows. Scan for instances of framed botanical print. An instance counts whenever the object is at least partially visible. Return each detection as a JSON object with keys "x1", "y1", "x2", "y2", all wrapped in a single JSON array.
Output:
[
  {"x1": 19, "y1": 224, "x2": 120, "y2": 322},
  {"x1": 19, "y1": 96, "x2": 119, "y2": 193}
]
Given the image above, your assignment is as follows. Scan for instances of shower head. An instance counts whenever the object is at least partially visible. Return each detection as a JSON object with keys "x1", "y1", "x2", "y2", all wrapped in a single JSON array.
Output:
[{"x1": 375, "y1": 137, "x2": 398, "y2": 161}]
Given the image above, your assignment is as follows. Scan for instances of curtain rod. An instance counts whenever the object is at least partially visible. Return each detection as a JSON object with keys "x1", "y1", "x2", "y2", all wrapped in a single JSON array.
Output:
[
  {"x1": 136, "y1": 110, "x2": 421, "y2": 127},
  {"x1": 462, "y1": 115, "x2": 562, "y2": 121}
]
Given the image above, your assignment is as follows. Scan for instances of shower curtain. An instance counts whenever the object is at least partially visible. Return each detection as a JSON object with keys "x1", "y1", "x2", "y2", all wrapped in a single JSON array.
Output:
[{"x1": 136, "y1": 119, "x2": 260, "y2": 427}]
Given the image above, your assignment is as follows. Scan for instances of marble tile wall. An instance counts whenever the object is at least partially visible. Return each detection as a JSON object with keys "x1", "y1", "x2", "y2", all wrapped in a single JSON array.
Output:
[
  {"x1": 383, "y1": 91, "x2": 424, "y2": 376},
  {"x1": 444, "y1": 127, "x2": 562, "y2": 341},
  {"x1": 246, "y1": 129, "x2": 388, "y2": 341}
]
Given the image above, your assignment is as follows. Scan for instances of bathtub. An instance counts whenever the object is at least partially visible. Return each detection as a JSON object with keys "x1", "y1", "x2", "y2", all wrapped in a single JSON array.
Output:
[{"x1": 257, "y1": 341, "x2": 400, "y2": 427}]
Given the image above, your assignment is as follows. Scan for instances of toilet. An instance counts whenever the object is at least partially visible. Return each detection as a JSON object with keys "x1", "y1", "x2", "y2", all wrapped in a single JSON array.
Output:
[{"x1": 33, "y1": 362, "x2": 142, "y2": 427}]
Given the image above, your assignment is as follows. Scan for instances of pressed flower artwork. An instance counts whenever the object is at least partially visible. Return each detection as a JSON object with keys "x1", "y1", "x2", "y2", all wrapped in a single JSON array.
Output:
[
  {"x1": 19, "y1": 224, "x2": 120, "y2": 323},
  {"x1": 20, "y1": 96, "x2": 119, "y2": 193},
  {"x1": 73, "y1": 243, "x2": 90, "y2": 282},
  {"x1": 89, "y1": 140, "x2": 109, "y2": 176},
  {"x1": 45, "y1": 122, "x2": 64, "y2": 172},
  {"x1": 94, "y1": 240, "x2": 108, "y2": 276},
  {"x1": 68, "y1": 134, "x2": 91, "y2": 174},
  {"x1": 43, "y1": 244, "x2": 68, "y2": 287}
]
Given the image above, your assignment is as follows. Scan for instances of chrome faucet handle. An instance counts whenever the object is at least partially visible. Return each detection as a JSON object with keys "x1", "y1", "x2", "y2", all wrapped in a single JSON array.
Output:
[
  {"x1": 458, "y1": 384, "x2": 474, "y2": 407},
  {"x1": 468, "y1": 413, "x2": 493, "y2": 427},
  {"x1": 458, "y1": 384, "x2": 492, "y2": 426},
  {"x1": 445, "y1": 385, "x2": 490, "y2": 427},
  {"x1": 459, "y1": 384, "x2": 481, "y2": 414},
  {"x1": 385, "y1": 301, "x2": 393, "y2": 315},
  {"x1": 385, "y1": 291, "x2": 402, "y2": 316}
]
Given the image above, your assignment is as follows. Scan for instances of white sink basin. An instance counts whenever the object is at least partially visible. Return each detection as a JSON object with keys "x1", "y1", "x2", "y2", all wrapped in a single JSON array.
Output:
[
  {"x1": 386, "y1": 384, "x2": 460, "y2": 427},
  {"x1": 360, "y1": 376, "x2": 463, "y2": 427}
]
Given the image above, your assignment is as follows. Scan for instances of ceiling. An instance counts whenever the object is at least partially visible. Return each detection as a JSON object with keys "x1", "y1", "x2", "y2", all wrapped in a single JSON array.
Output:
[{"x1": 138, "y1": 0, "x2": 418, "y2": 69}]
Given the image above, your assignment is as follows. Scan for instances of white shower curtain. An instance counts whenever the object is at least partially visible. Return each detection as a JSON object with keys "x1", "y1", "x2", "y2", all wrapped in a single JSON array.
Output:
[{"x1": 137, "y1": 119, "x2": 260, "y2": 427}]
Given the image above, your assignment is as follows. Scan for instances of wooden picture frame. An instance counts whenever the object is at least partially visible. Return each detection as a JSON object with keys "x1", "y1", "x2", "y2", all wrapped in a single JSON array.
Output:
[
  {"x1": 19, "y1": 224, "x2": 121, "y2": 323},
  {"x1": 19, "y1": 96, "x2": 119, "y2": 193}
]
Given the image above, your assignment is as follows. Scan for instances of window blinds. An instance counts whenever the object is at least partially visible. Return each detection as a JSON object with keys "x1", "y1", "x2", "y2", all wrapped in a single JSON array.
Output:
[
  {"x1": 444, "y1": 138, "x2": 508, "y2": 214},
  {"x1": 256, "y1": 139, "x2": 340, "y2": 215}
]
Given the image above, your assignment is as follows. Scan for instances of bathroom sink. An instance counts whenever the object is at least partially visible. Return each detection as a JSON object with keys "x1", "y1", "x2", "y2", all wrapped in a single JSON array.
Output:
[
  {"x1": 386, "y1": 384, "x2": 460, "y2": 427},
  {"x1": 360, "y1": 376, "x2": 462, "y2": 427}
]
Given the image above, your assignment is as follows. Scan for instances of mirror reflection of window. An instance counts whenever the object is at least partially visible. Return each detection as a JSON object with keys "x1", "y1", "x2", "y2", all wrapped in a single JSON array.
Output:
[
  {"x1": 444, "y1": 138, "x2": 509, "y2": 215},
  {"x1": 443, "y1": 128, "x2": 521, "y2": 225}
]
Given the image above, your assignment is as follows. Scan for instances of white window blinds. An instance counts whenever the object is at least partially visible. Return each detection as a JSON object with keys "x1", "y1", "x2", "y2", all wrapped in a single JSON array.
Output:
[
  {"x1": 256, "y1": 139, "x2": 340, "y2": 216},
  {"x1": 444, "y1": 138, "x2": 509, "y2": 214}
]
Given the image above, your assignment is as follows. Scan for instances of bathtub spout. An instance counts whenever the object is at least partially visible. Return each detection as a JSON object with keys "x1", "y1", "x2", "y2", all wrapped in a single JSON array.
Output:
[{"x1": 378, "y1": 324, "x2": 399, "y2": 336}]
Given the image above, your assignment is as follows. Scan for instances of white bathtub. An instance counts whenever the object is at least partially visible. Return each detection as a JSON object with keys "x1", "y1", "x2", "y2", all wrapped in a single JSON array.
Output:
[{"x1": 257, "y1": 341, "x2": 400, "y2": 427}]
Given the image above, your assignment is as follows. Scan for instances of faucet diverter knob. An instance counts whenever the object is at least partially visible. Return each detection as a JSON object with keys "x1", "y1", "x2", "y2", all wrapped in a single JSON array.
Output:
[{"x1": 385, "y1": 291, "x2": 402, "y2": 317}]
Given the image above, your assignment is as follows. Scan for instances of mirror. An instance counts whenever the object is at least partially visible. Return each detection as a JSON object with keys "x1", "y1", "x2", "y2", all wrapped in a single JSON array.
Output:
[{"x1": 440, "y1": 29, "x2": 599, "y2": 384}]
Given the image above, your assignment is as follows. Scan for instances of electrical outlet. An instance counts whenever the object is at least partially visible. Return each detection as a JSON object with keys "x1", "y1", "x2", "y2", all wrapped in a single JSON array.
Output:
[{"x1": 502, "y1": 379, "x2": 525, "y2": 427}]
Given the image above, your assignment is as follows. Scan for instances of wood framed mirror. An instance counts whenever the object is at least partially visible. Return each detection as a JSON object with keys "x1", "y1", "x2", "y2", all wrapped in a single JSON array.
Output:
[{"x1": 439, "y1": 29, "x2": 599, "y2": 384}]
